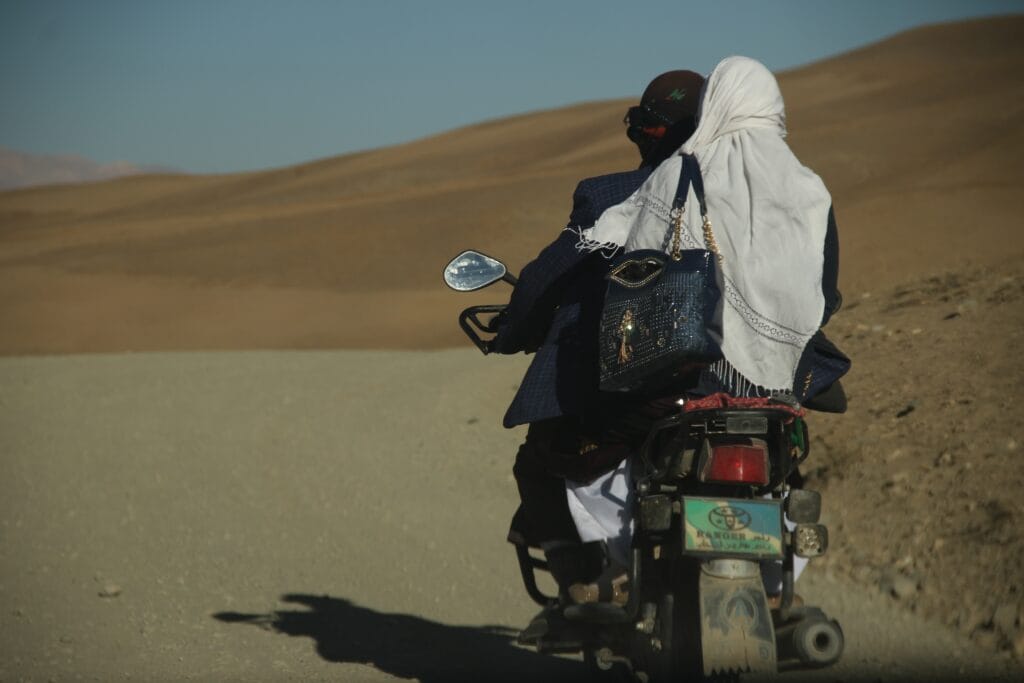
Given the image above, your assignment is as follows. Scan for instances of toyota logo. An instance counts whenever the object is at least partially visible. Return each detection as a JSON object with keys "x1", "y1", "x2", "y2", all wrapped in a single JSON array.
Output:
[{"x1": 708, "y1": 506, "x2": 752, "y2": 531}]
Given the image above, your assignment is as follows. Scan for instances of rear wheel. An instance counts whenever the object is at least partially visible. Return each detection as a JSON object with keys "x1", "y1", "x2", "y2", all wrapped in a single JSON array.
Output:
[{"x1": 643, "y1": 561, "x2": 740, "y2": 683}]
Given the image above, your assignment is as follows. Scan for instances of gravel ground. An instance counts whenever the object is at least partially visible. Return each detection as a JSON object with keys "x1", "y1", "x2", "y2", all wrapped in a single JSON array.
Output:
[{"x1": 1, "y1": 349, "x2": 1020, "y2": 682}]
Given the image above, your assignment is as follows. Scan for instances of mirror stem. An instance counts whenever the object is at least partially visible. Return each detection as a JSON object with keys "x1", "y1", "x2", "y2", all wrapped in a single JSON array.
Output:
[{"x1": 501, "y1": 273, "x2": 519, "y2": 286}]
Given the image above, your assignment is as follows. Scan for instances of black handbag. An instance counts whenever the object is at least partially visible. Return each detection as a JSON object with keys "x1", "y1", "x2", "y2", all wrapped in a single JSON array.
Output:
[{"x1": 597, "y1": 154, "x2": 723, "y2": 392}]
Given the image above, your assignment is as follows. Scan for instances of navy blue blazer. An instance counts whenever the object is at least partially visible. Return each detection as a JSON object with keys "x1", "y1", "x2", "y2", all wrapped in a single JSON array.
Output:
[{"x1": 493, "y1": 167, "x2": 654, "y2": 428}]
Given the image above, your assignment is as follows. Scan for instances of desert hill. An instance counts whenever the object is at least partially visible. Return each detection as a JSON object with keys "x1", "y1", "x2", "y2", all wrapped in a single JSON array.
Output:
[{"x1": 1, "y1": 17, "x2": 1023, "y2": 354}]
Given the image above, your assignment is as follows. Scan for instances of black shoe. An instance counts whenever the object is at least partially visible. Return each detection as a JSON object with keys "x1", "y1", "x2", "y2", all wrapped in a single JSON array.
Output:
[
  {"x1": 544, "y1": 541, "x2": 606, "y2": 591},
  {"x1": 517, "y1": 604, "x2": 559, "y2": 645}
]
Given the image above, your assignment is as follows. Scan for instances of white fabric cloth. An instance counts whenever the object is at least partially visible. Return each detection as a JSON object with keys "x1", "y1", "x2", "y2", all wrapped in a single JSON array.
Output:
[
  {"x1": 578, "y1": 56, "x2": 832, "y2": 392},
  {"x1": 565, "y1": 458, "x2": 634, "y2": 568}
]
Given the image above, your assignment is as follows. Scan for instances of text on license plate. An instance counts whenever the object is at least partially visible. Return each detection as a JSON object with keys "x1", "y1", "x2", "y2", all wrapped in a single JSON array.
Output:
[{"x1": 682, "y1": 497, "x2": 784, "y2": 559}]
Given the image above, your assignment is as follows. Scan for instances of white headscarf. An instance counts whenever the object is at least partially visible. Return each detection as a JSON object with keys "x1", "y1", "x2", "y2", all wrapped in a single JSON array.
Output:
[{"x1": 578, "y1": 56, "x2": 832, "y2": 392}]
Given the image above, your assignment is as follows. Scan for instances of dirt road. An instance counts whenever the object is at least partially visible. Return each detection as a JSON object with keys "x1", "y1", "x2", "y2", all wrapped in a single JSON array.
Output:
[{"x1": 1, "y1": 350, "x2": 1019, "y2": 681}]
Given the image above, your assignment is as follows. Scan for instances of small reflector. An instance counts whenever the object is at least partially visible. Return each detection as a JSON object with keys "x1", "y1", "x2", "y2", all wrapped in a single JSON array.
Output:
[
  {"x1": 793, "y1": 523, "x2": 829, "y2": 557},
  {"x1": 701, "y1": 443, "x2": 769, "y2": 485}
]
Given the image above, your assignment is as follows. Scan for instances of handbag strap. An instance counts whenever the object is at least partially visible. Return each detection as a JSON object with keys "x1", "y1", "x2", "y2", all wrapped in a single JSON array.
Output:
[
  {"x1": 670, "y1": 153, "x2": 722, "y2": 262},
  {"x1": 682, "y1": 153, "x2": 708, "y2": 216}
]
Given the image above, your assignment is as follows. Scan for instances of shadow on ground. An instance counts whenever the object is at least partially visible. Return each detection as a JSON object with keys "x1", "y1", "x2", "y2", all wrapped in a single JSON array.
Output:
[{"x1": 214, "y1": 593, "x2": 587, "y2": 682}]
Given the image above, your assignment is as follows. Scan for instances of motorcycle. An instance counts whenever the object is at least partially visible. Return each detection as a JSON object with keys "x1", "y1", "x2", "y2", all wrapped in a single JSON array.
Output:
[{"x1": 443, "y1": 250, "x2": 844, "y2": 681}]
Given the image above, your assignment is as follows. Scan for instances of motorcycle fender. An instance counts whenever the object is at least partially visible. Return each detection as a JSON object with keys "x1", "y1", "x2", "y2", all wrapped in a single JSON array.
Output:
[{"x1": 698, "y1": 568, "x2": 777, "y2": 676}]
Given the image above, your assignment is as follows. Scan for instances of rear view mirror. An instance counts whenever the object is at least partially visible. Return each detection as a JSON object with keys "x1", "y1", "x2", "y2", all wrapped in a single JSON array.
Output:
[{"x1": 443, "y1": 250, "x2": 509, "y2": 292}]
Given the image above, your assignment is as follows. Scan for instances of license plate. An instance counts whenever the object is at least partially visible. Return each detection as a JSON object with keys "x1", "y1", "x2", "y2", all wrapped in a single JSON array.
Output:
[{"x1": 682, "y1": 497, "x2": 784, "y2": 559}]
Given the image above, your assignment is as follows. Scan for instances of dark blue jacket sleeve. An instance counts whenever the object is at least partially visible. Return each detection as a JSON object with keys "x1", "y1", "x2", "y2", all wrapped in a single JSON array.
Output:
[
  {"x1": 491, "y1": 181, "x2": 604, "y2": 354},
  {"x1": 491, "y1": 231, "x2": 587, "y2": 353}
]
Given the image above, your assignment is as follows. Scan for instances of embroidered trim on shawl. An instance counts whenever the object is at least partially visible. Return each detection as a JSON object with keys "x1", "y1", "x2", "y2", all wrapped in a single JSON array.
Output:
[{"x1": 672, "y1": 214, "x2": 811, "y2": 349}]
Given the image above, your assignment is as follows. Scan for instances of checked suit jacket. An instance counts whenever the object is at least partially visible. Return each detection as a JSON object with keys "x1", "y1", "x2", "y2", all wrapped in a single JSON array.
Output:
[{"x1": 493, "y1": 167, "x2": 654, "y2": 429}]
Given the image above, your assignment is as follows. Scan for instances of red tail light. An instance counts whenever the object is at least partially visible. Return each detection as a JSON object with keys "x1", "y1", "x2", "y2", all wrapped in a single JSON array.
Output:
[{"x1": 700, "y1": 442, "x2": 770, "y2": 485}]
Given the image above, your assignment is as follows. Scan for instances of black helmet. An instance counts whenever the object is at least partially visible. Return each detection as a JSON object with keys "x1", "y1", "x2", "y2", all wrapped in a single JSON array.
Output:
[{"x1": 625, "y1": 70, "x2": 705, "y2": 165}]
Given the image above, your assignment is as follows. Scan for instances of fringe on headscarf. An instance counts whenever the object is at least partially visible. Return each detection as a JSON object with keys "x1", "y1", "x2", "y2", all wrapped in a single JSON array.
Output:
[
  {"x1": 698, "y1": 358, "x2": 791, "y2": 399},
  {"x1": 565, "y1": 226, "x2": 620, "y2": 258}
]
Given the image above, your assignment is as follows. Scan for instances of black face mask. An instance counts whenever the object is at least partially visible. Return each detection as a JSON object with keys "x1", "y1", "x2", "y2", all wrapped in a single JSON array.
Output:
[
  {"x1": 623, "y1": 104, "x2": 676, "y2": 145},
  {"x1": 625, "y1": 105, "x2": 697, "y2": 167}
]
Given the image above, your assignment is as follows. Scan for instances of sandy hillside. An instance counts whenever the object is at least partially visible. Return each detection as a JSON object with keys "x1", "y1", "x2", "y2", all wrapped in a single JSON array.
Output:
[{"x1": 1, "y1": 17, "x2": 1022, "y2": 354}]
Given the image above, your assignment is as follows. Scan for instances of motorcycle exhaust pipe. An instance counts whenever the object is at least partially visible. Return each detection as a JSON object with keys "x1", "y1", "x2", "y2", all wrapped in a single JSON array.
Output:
[{"x1": 775, "y1": 610, "x2": 844, "y2": 669}]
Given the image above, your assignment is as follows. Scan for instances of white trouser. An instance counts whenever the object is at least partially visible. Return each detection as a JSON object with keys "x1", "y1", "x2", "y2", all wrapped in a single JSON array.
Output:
[
  {"x1": 565, "y1": 458, "x2": 635, "y2": 568},
  {"x1": 565, "y1": 457, "x2": 807, "y2": 593}
]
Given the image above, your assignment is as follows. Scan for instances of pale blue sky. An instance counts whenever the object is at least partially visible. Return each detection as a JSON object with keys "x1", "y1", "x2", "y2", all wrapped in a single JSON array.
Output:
[{"x1": 1, "y1": 0, "x2": 1021, "y2": 173}]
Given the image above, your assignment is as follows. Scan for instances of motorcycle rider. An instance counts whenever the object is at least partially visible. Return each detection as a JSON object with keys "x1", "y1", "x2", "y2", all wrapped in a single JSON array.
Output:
[{"x1": 491, "y1": 70, "x2": 708, "y2": 610}]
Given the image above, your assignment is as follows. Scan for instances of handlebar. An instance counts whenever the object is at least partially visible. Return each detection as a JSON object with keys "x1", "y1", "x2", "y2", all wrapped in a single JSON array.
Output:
[{"x1": 459, "y1": 304, "x2": 507, "y2": 354}]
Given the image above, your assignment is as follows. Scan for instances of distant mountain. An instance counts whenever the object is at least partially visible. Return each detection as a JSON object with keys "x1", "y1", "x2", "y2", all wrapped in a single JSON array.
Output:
[{"x1": 0, "y1": 147, "x2": 177, "y2": 190}]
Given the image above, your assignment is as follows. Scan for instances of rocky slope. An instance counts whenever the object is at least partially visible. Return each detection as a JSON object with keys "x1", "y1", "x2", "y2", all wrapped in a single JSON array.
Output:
[{"x1": 807, "y1": 260, "x2": 1024, "y2": 658}]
